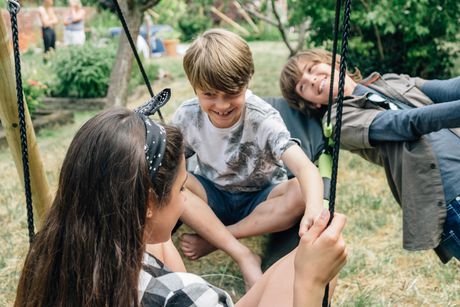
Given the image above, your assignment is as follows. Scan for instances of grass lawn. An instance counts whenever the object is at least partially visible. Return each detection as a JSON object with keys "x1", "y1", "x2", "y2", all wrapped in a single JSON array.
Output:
[{"x1": 1, "y1": 41, "x2": 459, "y2": 306}]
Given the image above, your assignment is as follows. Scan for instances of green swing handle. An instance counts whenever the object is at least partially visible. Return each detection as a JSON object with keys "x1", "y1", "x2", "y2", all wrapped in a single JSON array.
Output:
[
  {"x1": 318, "y1": 151, "x2": 332, "y2": 209},
  {"x1": 319, "y1": 122, "x2": 334, "y2": 209}
]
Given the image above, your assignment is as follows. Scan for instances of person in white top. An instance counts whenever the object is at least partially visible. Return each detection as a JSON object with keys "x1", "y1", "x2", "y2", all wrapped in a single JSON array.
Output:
[{"x1": 63, "y1": 0, "x2": 86, "y2": 45}]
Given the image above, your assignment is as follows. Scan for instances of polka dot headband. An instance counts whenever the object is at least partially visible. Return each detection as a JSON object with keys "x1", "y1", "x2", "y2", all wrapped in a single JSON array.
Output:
[{"x1": 134, "y1": 89, "x2": 171, "y2": 180}]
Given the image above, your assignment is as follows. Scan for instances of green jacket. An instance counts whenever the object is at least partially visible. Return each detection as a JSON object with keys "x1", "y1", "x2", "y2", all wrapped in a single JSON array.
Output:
[{"x1": 326, "y1": 72, "x2": 460, "y2": 252}]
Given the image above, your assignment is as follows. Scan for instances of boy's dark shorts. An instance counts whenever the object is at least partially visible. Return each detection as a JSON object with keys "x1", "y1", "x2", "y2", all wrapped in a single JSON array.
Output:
[{"x1": 193, "y1": 174, "x2": 277, "y2": 226}]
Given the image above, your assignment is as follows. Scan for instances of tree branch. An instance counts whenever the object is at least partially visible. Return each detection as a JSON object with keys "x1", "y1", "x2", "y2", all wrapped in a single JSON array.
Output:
[
  {"x1": 270, "y1": 0, "x2": 294, "y2": 56},
  {"x1": 359, "y1": 0, "x2": 384, "y2": 60},
  {"x1": 139, "y1": 0, "x2": 161, "y2": 13},
  {"x1": 243, "y1": 5, "x2": 278, "y2": 26},
  {"x1": 295, "y1": 20, "x2": 309, "y2": 54}
]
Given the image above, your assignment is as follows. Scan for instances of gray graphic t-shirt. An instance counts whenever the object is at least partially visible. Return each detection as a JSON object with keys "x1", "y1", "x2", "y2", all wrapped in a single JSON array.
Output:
[{"x1": 171, "y1": 90, "x2": 296, "y2": 192}]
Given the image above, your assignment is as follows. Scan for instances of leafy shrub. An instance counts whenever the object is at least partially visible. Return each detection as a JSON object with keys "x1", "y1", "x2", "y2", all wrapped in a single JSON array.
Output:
[
  {"x1": 178, "y1": 14, "x2": 212, "y2": 42},
  {"x1": 23, "y1": 80, "x2": 47, "y2": 115},
  {"x1": 20, "y1": 50, "x2": 55, "y2": 115},
  {"x1": 49, "y1": 44, "x2": 115, "y2": 98},
  {"x1": 291, "y1": 0, "x2": 460, "y2": 78}
]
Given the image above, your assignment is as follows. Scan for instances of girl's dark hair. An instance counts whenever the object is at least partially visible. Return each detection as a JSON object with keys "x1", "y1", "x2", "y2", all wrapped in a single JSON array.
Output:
[{"x1": 14, "y1": 108, "x2": 183, "y2": 307}]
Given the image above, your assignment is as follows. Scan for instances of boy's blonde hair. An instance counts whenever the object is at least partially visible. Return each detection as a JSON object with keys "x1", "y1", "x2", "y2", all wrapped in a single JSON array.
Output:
[
  {"x1": 280, "y1": 49, "x2": 362, "y2": 115},
  {"x1": 183, "y1": 28, "x2": 254, "y2": 94}
]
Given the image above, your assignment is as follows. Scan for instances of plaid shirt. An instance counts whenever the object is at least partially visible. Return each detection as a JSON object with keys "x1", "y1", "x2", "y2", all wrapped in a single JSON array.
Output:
[{"x1": 139, "y1": 253, "x2": 234, "y2": 306}]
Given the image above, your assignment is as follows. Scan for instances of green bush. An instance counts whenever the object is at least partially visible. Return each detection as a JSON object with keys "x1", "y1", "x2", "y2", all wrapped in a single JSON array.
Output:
[
  {"x1": 23, "y1": 80, "x2": 47, "y2": 115},
  {"x1": 49, "y1": 44, "x2": 115, "y2": 98},
  {"x1": 291, "y1": 0, "x2": 460, "y2": 78},
  {"x1": 20, "y1": 50, "x2": 56, "y2": 115},
  {"x1": 178, "y1": 13, "x2": 212, "y2": 42}
]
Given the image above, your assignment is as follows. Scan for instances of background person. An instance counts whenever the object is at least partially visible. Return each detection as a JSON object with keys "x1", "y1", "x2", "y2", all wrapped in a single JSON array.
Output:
[
  {"x1": 63, "y1": 0, "x2": 86, "y2": 46},
  {"x1": 38, "y1": 0, "x2": 58, "y2": 54}
]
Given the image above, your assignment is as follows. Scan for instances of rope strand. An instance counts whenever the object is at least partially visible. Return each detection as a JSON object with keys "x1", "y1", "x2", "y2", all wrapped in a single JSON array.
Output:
[
  {"x1": 7, "y1": 0, "x2": 35, "y2": 243},
  {"x1": 322, "y1": 0, "x2": 352, "y2": 305},
  {"x1": 112, "y1": 0, "x2": 164, "y2": 122},
  {"x1": 329, "y1": 0, "x2": 351, "y2": 216}
]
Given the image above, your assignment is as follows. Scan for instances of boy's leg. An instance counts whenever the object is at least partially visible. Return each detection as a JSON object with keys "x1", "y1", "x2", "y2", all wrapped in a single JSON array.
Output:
[
  {"x1": 181, "y1": 178, "x2": 305, "y2": 256},
  {"x1": 228, "y1": 178, "x2": 305, "y2": 238},
  {"x1": 179, "y1": 174, "x2": 263, "y2": 288},
  {"x1": 434, "y1": 195, "x2": 460, "y2": 263},
  {"x1": 420, "y1": 77, "x2": 460, "y2": 103}
]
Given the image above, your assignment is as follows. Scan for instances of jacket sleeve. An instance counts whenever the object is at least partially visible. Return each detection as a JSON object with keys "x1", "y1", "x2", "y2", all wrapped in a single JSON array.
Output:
[{"x1": 369, "y1": 99, "x2": 460, "y2": 143}]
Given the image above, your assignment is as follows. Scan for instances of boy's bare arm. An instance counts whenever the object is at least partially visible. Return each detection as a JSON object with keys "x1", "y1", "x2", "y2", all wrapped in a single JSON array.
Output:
[{"x1": 281, "y1": 145, "x2": 324, "y2": 237}]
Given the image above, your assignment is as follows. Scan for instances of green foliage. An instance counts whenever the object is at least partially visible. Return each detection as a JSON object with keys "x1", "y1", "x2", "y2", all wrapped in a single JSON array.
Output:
[
  {"x1": 20, "y1": 50, "x2": 55, "y2": 115},
  {"x1": 128, "y1": 60, "x2": 160, "y2": 94},
  {"x1": 153, "y1": 0, "x2": 187, "y2": 28},
  {"x1": 178, "y1": 12, "x2": 212, "y2": 42},
  {"x1": 291, "y1": 0, "x2": 460, "y2": 78},
  {"x1": 23, "y1": 80, "x2": 47, "y2": 115},
  {"x1": 49, "y1": 45, "x2": 115, "y2": 98},
  {"x1": 244, "y1": 24, "x2": 282, "y2": 42},
  {"x1": 85, "y1": 8, "x2": 120, "y2": 41}
]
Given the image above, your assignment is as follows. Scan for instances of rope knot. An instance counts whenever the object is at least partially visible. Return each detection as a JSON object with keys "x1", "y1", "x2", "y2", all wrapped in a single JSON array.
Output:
[{"x1": 7, "y1": 0, "x2": 21, "y2": 14}]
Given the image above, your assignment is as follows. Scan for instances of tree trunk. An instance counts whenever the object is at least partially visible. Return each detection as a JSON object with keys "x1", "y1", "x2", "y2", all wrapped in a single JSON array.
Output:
[
  {"x1": 0, "y1": 13, "x2": 51, "y2": 227},
  {"x1": 106, "y1": 2, "x2": 143, "y2": 107}
]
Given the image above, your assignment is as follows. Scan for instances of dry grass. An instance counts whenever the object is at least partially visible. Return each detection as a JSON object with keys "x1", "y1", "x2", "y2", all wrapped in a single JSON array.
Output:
[{"x1": 1, "y1": 41, "x2": 459, "y2": 306}]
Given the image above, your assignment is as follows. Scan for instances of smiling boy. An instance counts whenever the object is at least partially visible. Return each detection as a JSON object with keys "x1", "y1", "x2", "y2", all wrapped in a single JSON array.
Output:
[
  {"x1": 171, "y1": 29, "x2": 326, "y2": 288},
  {"x1": 280, "y1": 48, "x2": 460, "y2": 263}
]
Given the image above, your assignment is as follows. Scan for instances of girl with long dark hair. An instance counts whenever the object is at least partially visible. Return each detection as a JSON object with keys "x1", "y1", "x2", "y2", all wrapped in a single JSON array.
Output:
[{"x1": 15, "y1": 107, "x2": 347, "y2": 306}]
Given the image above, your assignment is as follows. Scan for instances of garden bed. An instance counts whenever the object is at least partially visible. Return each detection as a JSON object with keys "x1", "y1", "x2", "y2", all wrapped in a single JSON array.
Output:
[
  {"x1": 42, "y1": 97, "x2": 107, "y2": 111},
  {"x1": 0, "y1": 110, "x2": 74, "y2": 148}
]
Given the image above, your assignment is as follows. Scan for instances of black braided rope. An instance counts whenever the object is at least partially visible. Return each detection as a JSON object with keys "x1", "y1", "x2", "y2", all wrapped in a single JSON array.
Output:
[
  {"x1": 329, "y1": 0, "x2": 351, "y2": 216},
  {"x1": 326, "y1": 0, "x2": 342, "y2": 126},
  {"x1": 8, "y1": 0, "x2": 35, "y2": 243},
  {"x1": 111, "y1": 0, "x2": 164, "y2": 122},
  {"x1": 322, "y1": 1, "x2": 351, "y2": 306}
]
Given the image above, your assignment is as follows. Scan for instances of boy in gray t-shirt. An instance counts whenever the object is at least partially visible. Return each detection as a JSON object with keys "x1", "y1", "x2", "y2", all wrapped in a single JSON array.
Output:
[{"x1": 171, "y1": 29, "x2": 325, "y2": 289}]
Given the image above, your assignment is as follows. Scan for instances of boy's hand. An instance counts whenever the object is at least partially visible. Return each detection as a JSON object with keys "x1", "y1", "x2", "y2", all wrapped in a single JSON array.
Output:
[
  {"x1": 299, "y1": 205, "x2": 324, "y2": 237},
  {"x1": 294, "y1": 210, "x2": 347, "y2": 286}
]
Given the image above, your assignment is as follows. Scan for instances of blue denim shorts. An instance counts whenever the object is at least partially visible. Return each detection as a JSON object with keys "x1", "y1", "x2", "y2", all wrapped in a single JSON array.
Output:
[
  {"x1": 193, "y1": 174, "x2": 277, "y2": 226},
  {"x1": 435, "y1": 196, "x2": 460, "y2": 263}
]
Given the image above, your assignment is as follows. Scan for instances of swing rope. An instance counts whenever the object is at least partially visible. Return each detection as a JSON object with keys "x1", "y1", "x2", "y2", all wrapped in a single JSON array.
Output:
[
  {"x1": 7, "y1": 0, "x2": 35, "y2": 243},
  {"x1": 329, "y1": 0, "x2": 352, "y2": 217},
  {"x1": 7, "y1": 0, "x2": 168, "y2": 244},
  {"x1": 321, "y1": 0, "x2": 352, "y2": 305},
  {"x1": 111, "y1": 0, "x2": 164, "y2": 123}
]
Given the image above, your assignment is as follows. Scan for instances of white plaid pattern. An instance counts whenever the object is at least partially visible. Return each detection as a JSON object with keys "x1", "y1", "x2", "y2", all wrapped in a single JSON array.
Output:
[{"x1": 139, "y1": 253, "x2": 234, "y2": 306}]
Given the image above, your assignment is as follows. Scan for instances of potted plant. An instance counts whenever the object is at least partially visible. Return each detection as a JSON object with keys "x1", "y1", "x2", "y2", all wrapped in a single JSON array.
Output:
[{"x1": 157, "y1": 29, "x2": 181, "y2": 56}]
